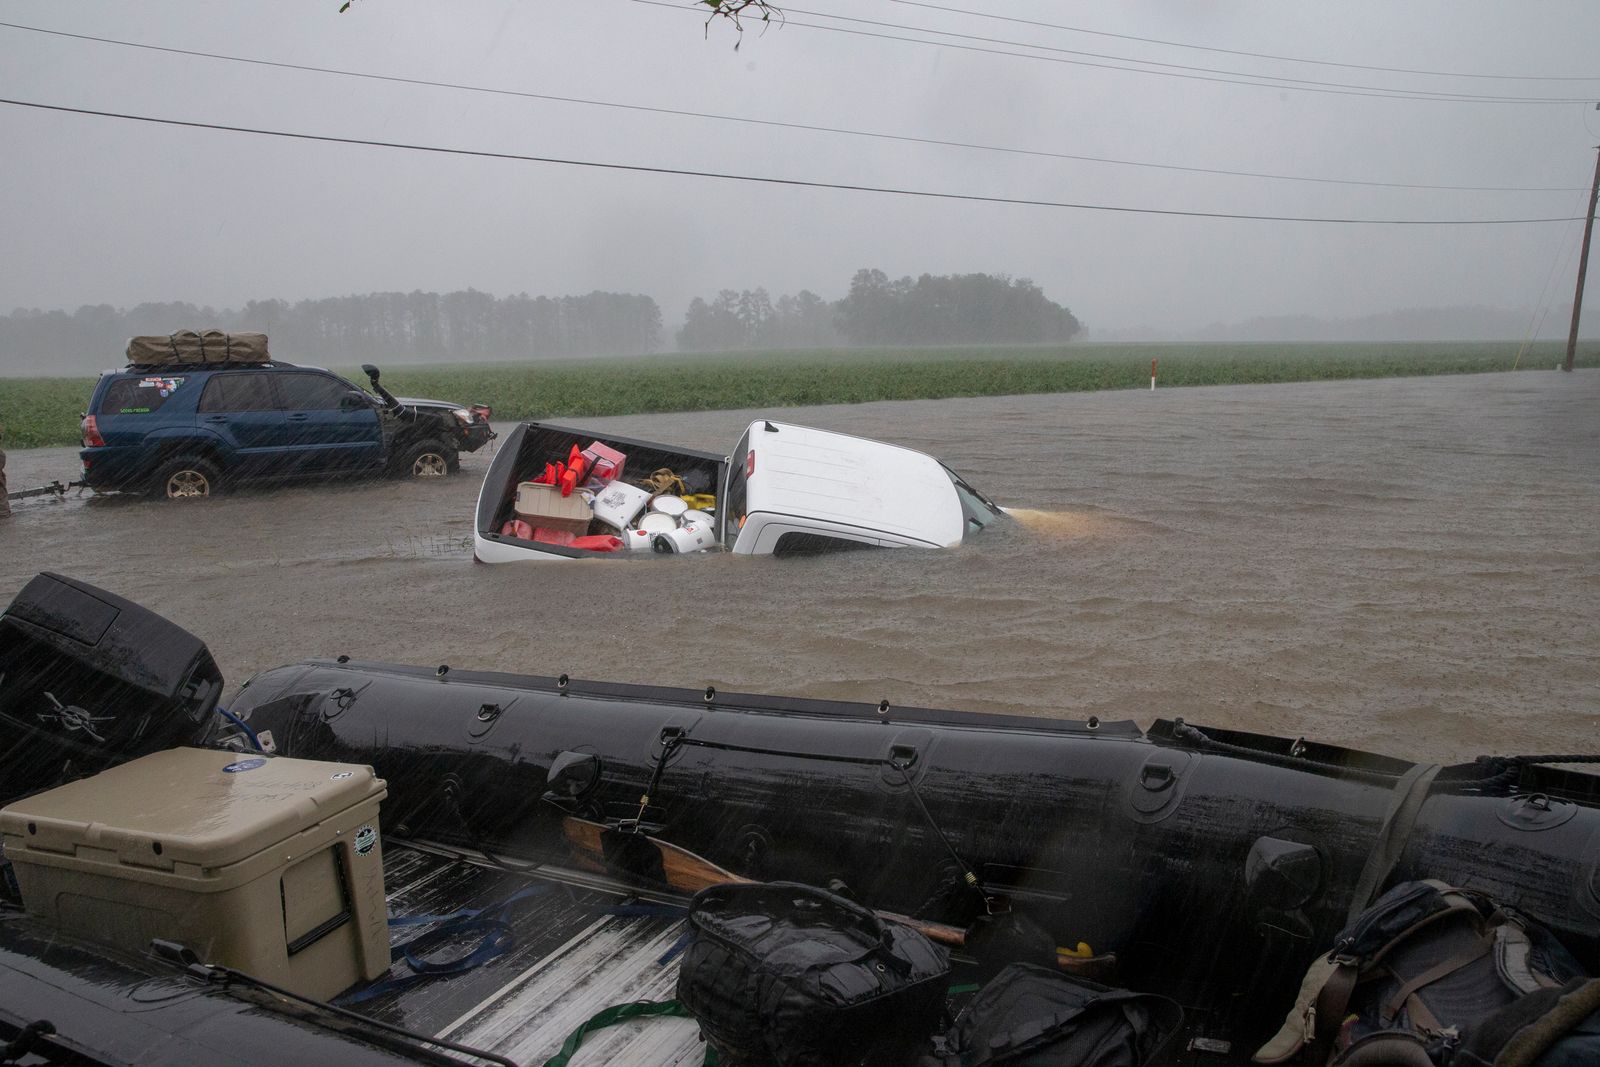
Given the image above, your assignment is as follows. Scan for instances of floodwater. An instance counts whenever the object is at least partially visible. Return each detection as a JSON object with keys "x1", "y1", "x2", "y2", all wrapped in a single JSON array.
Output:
[{"x1": 2, "y1": 371, "x2": 1596, "y2": 764}]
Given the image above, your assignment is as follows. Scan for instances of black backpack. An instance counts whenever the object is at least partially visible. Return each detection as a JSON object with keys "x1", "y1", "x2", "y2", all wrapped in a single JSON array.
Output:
[
  {"x1": 921, "y1": 964, "x2": 1182, "y2": 1067},
  {"x1": 1254, "y1": 880, "x2": 1589, "y2": 1066},
  {"x1": 676, "y1": 881, "x2": 950, "y2": 1067}
]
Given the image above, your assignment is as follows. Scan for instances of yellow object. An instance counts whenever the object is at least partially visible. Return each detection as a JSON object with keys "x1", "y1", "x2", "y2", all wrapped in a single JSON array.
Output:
[
  {"x1": 1056, "y1": 941, "x2": 1094, "y2": 959},
  {"x1": 682, "y1": 494, "x2": 717, "y2": 511},
  {"x1": 0, "y1": 747, "x2": 390, "y2": 1001}
]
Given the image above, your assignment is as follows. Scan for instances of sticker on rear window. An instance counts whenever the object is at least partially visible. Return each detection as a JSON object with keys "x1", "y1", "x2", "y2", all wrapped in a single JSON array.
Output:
[
  {"x1": 139, "y1": 376, "x2": 184, "y2": 397},
  {"x1": 109, "y1": 376, "x2": 187, "y2": 414}
]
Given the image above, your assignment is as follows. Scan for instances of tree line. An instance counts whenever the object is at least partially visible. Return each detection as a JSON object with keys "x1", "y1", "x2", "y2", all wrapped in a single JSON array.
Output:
[
  {"x1": 676, "y1": 269, "x2": 1082, "y2": 351},
  {"x1": 0, "y1": 289, "x2": 662, "y2": 372},
  {"x1": 1, "y1": 270, "x2": 1082, "y2": 373}
]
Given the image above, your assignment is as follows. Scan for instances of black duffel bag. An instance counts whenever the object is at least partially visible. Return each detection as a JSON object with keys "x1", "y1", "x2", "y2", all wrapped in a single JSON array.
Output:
[
  {"x1": 676, "y1": 881, "x2": 951, "y2": 1067},
  {"x1": 922, "y1": 964, "x2": 1182, "y2": 1067}
]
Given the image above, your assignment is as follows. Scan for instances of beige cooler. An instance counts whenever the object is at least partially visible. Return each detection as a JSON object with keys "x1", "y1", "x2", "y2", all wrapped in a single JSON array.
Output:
[{"x1": 0, "y1": 747, "x2": 389, "y2": 1001}]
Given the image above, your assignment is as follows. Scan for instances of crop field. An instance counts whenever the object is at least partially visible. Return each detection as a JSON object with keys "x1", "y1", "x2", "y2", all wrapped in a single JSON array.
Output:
[{"x1": 2, "y1": 341, "x2": 1596, "y2": 449}]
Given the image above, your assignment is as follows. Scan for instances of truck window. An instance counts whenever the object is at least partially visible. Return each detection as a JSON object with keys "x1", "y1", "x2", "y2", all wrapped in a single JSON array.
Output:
[
  {"x1": 198, "y1": 373, "x2": 278, "y2": 413},
  {"x1": 721, "y1": 428, "x2": 751, "y2": 547},
  {"x1": 773, "y1": 532, "x2": 877, "y2": 557},
  {"x1": 275, "y1": 372, "x2": 354, "y2": 411},
  {"x1": 98, "y1": 375, "x2": 186, "y2": 415}
]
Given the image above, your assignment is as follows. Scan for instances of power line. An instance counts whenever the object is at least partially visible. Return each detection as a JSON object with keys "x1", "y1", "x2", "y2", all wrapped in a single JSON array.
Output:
[
  {"x1": 632, "y1": 0, "x2": 1595, "y2": 105},
  {"x1": 0, "y1": 20, "x2": 1581, "y2": 195},
  {"x1": 0, "y1": 96, "x2": 1585, "y2": 226},
  {"x1": 887, "y1": 0, "x2": 1600, "y2": 84}
]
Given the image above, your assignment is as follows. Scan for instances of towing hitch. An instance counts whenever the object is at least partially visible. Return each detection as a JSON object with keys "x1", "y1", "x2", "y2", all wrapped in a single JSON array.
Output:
[{"x1": 7, "y1": 479, "x2": 86, "y2": 502}]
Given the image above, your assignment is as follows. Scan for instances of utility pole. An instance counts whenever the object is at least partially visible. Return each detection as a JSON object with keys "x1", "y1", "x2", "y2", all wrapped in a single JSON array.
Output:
[{"x1": 1564, "y1": 144, "x2": 1600, "y2": 373}]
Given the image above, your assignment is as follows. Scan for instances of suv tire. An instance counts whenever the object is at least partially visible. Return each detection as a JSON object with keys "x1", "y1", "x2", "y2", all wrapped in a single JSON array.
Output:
[
  {"x1": 151, "y1": 456, "x2": 221, "y2": 500},
  {"x1": 395, "y1": 438, "x2": 458, "y2": 478}
]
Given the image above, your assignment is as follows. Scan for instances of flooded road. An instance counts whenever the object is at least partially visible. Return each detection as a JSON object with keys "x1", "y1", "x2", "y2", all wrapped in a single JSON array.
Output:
[{"x1": 3, "y1": 370, "x2": 1596, "y2": 763}]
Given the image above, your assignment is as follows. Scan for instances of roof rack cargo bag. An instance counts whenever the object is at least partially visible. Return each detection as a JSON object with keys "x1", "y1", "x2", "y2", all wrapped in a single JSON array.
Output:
[{"x1": 126, "y1": 330, "x2": 269, "y2": 366}]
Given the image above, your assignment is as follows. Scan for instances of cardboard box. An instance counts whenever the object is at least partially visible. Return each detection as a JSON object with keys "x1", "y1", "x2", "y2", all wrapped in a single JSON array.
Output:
[
  {"x1": 0, "y1": 748, "x2": 389, "y2": 1001},
  {"x1": 515, "y1": 480, "x2": 593, "y2": 533}
]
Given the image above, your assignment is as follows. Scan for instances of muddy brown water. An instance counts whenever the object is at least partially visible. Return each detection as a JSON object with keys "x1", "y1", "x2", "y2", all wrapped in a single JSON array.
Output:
[{"x1": 2, "y1": 371, "x2": 1596, "y2": 764}]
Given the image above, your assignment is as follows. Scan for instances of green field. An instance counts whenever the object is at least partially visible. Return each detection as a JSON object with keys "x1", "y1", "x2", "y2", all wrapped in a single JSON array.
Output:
[{"x1": 2, "y1": 341, "x2": 1596, "y2": 450}]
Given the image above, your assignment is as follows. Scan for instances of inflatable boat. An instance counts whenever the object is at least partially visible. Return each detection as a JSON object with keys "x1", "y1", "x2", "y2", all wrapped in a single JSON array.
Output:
[{"x1": 1, "y1": 573, "x2": 1596, "y2": 1066}]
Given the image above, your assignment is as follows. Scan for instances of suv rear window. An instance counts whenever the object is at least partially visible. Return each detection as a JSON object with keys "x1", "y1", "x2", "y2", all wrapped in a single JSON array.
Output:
[{"x1": 98, "y1": 375, "x2": 187, "y2": 415}]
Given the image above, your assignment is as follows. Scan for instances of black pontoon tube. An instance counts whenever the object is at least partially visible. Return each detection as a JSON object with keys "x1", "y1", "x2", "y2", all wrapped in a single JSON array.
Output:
[{"x1": 226, "y1": 659, "x2": 1600, "y2": 1050}]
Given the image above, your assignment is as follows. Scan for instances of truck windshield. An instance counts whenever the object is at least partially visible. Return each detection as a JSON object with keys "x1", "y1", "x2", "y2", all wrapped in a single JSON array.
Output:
[
  {"x1": 721, "y1": 428, "x2": 751, "y2": 547},
  {"x1": 943, "y1": 464, "x2": 1003, "y2": 539}
]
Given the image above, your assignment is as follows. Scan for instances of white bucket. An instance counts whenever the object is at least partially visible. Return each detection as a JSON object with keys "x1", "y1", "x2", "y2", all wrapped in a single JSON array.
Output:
[
  {"x1": 682, "y1": 509, "x2": 715, "y2": 527},
  {"x1": 623, "y1": 528, "x2": 657, "y2": 551},
  {"x1": 652, "y1": 522, "x2": 717, "y2": 554},
  {"x1": 637, "y1": 512, "x2": 678, "y2": 534},
  {"x1": 650, "y1": 494, "x2": 689, "y2": 518}
]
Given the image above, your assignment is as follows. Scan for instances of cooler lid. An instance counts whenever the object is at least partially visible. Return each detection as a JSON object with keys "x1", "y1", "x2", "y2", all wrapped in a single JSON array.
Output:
[{"x1": 0, "y1": 748, "x2": 385, "y2": 871}]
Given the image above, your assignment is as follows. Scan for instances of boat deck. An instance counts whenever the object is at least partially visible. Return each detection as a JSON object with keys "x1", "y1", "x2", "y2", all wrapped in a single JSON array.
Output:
[{"x1": 359, "y1": 842, "x2": 705, "y2": 1067}]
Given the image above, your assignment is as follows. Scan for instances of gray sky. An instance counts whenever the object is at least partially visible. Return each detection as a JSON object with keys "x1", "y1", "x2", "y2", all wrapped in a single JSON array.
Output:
[{"x1": 3, "y1": 0, "x2": 1599, "y2": 343}]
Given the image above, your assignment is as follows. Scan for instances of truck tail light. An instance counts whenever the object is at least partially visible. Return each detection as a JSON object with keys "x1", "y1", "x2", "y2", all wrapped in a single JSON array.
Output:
[
  {"x1": 82, "y1": 414, "x2": 105, "y2": 447},
  {"x1": 745, "y1": 450, "x2": 756, "y2": 477}
]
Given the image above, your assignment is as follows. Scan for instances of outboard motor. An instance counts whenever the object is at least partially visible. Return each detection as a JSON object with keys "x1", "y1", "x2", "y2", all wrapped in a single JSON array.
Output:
[{"x1": 0, "y1": 572, "x2": 223, "y2": 805}]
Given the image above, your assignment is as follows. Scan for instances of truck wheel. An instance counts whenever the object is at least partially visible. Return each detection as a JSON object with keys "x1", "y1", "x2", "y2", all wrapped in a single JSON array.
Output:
[
  {"x1": 151, "y1": 456, "x2": 220, "y2": 500},
  {"x1": 397, "y1": 439, "x2": 456, "y2": 478}
]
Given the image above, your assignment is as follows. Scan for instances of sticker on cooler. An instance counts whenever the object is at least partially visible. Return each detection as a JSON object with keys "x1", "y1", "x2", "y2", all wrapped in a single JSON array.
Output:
[
  {"x1": 354, "y1": 825, "x2": 378, "y2": 856},
  {"x1": 222, "y1": 758, "x2": 267, "y2": 773}
]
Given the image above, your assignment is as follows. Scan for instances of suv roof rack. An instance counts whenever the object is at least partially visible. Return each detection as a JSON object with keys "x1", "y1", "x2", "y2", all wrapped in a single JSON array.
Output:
[{"x1": 122, "y1": 360, "x2": 296, "y2": 371}]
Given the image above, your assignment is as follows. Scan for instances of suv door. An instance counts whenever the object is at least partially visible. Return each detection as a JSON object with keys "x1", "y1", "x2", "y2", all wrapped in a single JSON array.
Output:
[
  {"x1": 196, "y1": 372, "x2": 287, "y2": 479},
  {"x1": 273, "y1": 371, "x2": 383, "y2": 472}
]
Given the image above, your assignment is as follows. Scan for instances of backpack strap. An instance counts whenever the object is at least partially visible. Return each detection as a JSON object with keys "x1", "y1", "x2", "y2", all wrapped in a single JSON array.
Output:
[{"x1": 1345, "y1": 763, "x2": 1443, "y2": 925}]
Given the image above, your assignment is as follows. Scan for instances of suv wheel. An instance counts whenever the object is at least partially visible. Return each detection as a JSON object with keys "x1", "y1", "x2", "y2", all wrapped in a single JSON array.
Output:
[
  {"x1": 397, "y1": 438, "x2": 457, "y2": 478},
  {"x1": 152, "y1": 456, "x2": 220, "y2": 500}
]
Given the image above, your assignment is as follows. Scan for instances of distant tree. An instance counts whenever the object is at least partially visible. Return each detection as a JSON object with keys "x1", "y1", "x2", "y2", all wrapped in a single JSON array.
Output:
[{"x1": 833, "y1": 268, "x2": 1081, "y2": 346}]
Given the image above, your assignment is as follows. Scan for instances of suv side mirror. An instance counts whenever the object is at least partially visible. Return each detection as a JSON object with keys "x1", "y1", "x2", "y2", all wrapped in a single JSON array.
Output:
[{"x1": 360, "y1": 364, "x2": 380, "y2": 384}]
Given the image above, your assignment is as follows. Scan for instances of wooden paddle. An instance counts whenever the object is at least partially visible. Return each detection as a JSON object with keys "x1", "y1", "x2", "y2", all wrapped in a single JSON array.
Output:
[
  {"x1": 562, "y1": 815, "x2": 970, "y2": 946},
  {"x1": 560, "y1": 817, "x2": 1115, "y2": 975}
]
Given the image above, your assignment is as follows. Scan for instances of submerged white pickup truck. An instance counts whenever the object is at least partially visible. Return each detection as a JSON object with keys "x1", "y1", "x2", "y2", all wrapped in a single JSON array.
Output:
[{"x1": 472, "y1": 419, "x2": 1005, "y2": 562}]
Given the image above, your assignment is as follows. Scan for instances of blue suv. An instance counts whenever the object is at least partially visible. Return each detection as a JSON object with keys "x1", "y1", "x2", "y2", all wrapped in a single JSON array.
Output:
[{"x1": 80, "y1": 361, "x2": 494, "y2": 499}]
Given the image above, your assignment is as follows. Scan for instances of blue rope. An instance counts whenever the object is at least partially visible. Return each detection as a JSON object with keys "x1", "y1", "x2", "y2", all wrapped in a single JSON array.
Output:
[
  {"x1": 215, "y1": 706, "x2": 262, "y2": 752},
  {"x1": 336, "y1": 885, "x2": 551, "y2": 1005}
]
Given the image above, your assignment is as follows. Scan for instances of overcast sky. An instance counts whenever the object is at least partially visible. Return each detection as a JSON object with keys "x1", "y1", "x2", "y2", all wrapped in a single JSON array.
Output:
[{"x1": 3, "y1": 0, "x2": 1599, "y2": 344}]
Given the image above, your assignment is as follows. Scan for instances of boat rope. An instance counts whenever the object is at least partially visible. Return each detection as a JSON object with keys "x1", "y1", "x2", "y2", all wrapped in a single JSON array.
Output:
[
  {"x1": 154, "y1": 945, "x2": 523, "y2": 1067},
  {"x1": 1511, "y1": 754, "x2": 1600, "y2": 765},
  {"x1": 439, "y1": 775, "x2": 545, "y2": 874},
  {"x1": 542, "y1": 999, "x2": 715, "y2": 1067},
  {"x1": 0, "y1": 1020, "x2": 56, "y2": 1066},
  {"x1": 639, "y1": 733, "x2": 992, "y2": 901},
  {"x1": 1168, "y1": 721, "x2": 1542, "y2": 794}
]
